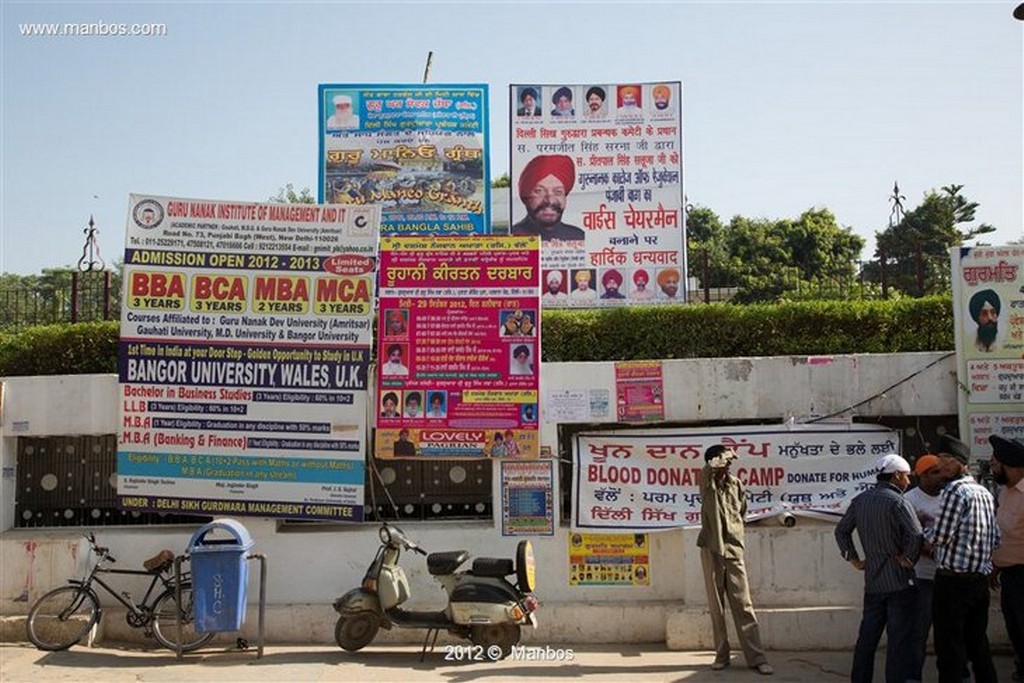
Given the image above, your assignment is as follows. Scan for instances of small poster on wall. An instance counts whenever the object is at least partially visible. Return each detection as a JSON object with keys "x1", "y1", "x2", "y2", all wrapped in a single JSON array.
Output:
[
  {"x1": 568, "y1": 532, "x2": 650, "y2": 586},
  {"x1": 500, "y1": 460, "x2": 555, "y2": 536},
  {"x1": 615, "y1": 360, "x2": 664, "y2": 422}
]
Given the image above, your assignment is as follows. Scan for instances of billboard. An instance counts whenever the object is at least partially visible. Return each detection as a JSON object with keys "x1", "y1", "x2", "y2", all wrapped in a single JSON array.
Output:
[
  {"x1": 510, "y1": 82, "x2": 685, "y2": 307},
  {"x1": 319, "y1": 83, "x2": 490, "y2": 235},
  {"x1": 118, "y1": 194, "x2": 379, "y2": 521}
]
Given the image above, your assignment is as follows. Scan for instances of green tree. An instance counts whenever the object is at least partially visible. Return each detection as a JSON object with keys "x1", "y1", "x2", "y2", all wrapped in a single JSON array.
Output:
[
  {"x1": 873, "y1": 184, "x2": 995, "y2": 296},
  {"x1": 491, "y1": 173, "x2": 510, "y2": 188},
  {"x1": 686, "y1": 205, "x2": 730, "y2": 288},
  {"x1": 269, "y1": 184, "x2": 315, "y2": 204},
  {"x1": 716, "y1": 209, "x2": 864, "y2": 303}
]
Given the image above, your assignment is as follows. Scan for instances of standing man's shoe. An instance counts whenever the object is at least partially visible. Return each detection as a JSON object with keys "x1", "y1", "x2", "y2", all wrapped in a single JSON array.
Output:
[
  {"x1": 710, "y1": 660, "x2": 729, "y2": 671},
  {"x1": 754, "y1": 663, "x2": 774, "y2": 675}
]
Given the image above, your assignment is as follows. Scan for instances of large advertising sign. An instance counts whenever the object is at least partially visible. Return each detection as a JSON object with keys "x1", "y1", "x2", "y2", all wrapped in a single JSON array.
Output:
[
  {"x1": 117, "y1": 194, "x2": 379, "y2": 521},
  {"x1": 375, "y1": 236, "x2": 540, "y2": 459},
  {"x1": 951, "y1": 245, "x2": 1024, "y2": 458},
  {"x1": 510, "y1": 82, "x2": 685, "y2": 308},
  {"x1": 572, "y1": 424, "x2": 901, "y2": 531},
  {"x1": 319, "y1": 83, "x2": 490, "y2": 236}
]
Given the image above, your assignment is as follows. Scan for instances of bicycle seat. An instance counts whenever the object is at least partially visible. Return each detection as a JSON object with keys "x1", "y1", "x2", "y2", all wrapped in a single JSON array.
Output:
[{"x1": 143, "y1": 549, "x2": 175, "y2": 574}]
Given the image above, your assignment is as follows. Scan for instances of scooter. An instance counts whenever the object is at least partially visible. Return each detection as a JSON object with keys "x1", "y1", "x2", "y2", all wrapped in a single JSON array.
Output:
[{"x1": 333, "y1": 523, "x2": 539, "y2": 658}]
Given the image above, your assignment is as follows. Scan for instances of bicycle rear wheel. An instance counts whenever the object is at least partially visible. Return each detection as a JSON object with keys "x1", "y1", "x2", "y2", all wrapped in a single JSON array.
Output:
[
  {"x1": 151, "y1": 585, "x2": 214, "y2": 652},
  {"x1": 26, "y1": 585, "x2": 100, "y2": 651}
]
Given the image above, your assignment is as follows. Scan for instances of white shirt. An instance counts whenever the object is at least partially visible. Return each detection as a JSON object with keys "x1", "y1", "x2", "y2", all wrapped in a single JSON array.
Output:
[
  {"x1": 569, "y1": 288, "x2": 598, "y2": 301},
  {"x1": 904, "y1": 486, "x2": 943, "y2": 580},
  {"x1": 510, "y1": 360, "x2": 533, "y2": 376},
  {"x1": 327, "y1": 114, "x2": 360, "y2": 130},
  {"x1": 381, "y1": 361, "x2": 409, "y2": 376}
]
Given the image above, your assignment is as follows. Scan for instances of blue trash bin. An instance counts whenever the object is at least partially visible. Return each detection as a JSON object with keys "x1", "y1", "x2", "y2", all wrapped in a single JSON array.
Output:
[{"x1": 187, "y1": 518, "x2": 255, "y2": 633}]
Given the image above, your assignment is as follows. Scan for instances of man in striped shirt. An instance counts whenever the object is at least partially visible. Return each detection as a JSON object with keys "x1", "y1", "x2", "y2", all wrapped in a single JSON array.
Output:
[
  {"x1": 835, "y1": 453, "x2": 922, "y2": 683},
  {"x1": 925, "y1": 434, "x2": 999, "y2": 683}
]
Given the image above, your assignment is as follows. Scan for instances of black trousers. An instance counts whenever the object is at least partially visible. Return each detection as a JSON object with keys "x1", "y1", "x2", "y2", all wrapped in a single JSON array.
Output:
[
  {"x1": 1000, "y1": 565, "x2": 1024, "y2": 677},
  {"x1": 932, "y1": 571, "x2": 998, "y2": 683}
]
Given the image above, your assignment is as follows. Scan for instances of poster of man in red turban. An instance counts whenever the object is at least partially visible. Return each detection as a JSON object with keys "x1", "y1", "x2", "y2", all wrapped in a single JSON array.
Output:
[{"x1": 511, "y1": 154, "x2": 585, "y2": 244}]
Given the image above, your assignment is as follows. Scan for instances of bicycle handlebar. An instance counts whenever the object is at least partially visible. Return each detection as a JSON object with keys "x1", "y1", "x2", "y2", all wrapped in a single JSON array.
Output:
[{"x1": 85, "y1": 533, "x2": 116, "y2": 563}]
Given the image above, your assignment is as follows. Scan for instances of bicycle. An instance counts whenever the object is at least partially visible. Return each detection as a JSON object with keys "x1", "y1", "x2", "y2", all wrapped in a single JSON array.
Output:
[{"x1": 25, "y1": 533, "x2": 214, "y2": 652}]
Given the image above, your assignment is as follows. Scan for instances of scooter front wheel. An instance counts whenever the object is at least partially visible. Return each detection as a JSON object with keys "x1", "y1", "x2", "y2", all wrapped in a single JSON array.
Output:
[
  {"x1": 470, "y1": 623, "x2": 520, "y2": 659},
  {"x1": 335, "y1": 611, "x2": 380, "y2": 652}
]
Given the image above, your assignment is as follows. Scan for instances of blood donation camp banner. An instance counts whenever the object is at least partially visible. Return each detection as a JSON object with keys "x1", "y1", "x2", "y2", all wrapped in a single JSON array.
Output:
[
  {"x1": 572, "y1": 424, "x2": 901, "y2": 531},
  {"x1": 510, "y1": 82, "x2": 685, "y2": 308},
  {"x1": 117, "y1": 194, "x2": 379, "y2": 521},
  {"x1": 375, "y1": 235, "x2": 540, "y2": 459},
  {"x1": 951, "y1": 245, "x2": 1024, "y2": 459},
  {"x1": 319, "y1": 83, "x2": 490, "y2": 236}
]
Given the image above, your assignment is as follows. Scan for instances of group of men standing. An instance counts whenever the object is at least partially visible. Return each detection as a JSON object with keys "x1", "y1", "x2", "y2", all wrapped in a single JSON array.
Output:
[
  {"x1": 834, "y1": 434, "x2": 1024, "y2": 682},
  {"x1": 695, "y1": 434, "x2": 1023, "y2": 682}
]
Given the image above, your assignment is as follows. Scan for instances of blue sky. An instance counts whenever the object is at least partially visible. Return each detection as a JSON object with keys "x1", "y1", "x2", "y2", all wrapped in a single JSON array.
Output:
[{"x1": 1, "y1": 1, "x2": 1021, "y2": 275}]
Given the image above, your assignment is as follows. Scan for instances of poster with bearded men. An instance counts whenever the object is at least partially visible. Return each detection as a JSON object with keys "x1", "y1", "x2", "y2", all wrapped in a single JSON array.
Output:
[
  {"x1": 949, "y1": 244, "x2": 1024, "y2": 459},
  {"x1": 510, "y1": 82, "x2": 686, "y2": 308}
]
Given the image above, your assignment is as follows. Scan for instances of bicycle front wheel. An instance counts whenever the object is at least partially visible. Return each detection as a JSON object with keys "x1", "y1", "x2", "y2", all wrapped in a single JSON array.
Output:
[
  {"x1": 151, "y1": 585, "x2": 214, "y2": 652},
  {"x1": 26, "y1": 585, "x2": 100, "y2": 651}
]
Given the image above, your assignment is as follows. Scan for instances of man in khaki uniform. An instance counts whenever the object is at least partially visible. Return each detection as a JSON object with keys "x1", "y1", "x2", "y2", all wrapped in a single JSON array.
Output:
[{"x1": 697, "y1": 444, "x2": 773, "y2": 675}]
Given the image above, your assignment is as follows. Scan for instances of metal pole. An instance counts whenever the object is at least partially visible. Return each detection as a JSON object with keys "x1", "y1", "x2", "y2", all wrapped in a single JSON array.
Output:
[
  {"x1": 174, "y1": 555, "x2": 185, "y2": 659},
  {"x1": 422, "y1": 51, "x2": 433, "y2": 84}
]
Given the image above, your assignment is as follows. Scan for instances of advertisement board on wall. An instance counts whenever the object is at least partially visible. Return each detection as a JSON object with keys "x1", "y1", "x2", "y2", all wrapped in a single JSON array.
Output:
[
  {"x1": 573, "y1": 424, "x2": 901, "y2": 531},
  {"x1": 375, "y1": 235, "x2": 541, "y2": 459},
  {"x1": 950, "y1": 245, "x2": 1024, "y2": 458},
  {"x1": 510, "y1": 82, "x2": 685, "y2": 308},
  {"x1": 319, "y1": 83, "x2": 490, "y2": 236},
  {"x1": 117, "y1": 194, "x2": 379, "y2": 521}
]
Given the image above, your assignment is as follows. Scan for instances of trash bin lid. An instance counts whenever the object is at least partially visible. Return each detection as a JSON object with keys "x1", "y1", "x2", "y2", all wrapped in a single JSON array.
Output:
[{"x1": 187, "y1": 517, "x2": 255, "y2": 552}]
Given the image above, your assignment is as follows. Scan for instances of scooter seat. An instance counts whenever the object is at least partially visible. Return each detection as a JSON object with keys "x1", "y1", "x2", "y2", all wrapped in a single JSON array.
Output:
[
  {"x1": 427, "y1": 550, "x2": 470, "y2": 575},
  {"x1": 471, "y1": 557, "x2": 515, "y2": 578}
]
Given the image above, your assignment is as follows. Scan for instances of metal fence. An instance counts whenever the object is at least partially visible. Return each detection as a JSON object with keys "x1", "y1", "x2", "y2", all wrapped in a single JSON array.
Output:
[
  {"x1": 0, "y1": 250, "x2": 953, "y2": 332},
  {"x1": 687, "y1": 251, "x2": 952, "y2": 305},
  {"x1": 1, "y1": 271, "x2": 118, "y2": 332}
]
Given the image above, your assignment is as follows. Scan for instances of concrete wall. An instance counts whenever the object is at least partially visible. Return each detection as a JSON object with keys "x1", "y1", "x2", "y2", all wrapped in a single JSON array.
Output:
[{"x1": 3, "y1": 352, "x2": 1003, "y2": 649}]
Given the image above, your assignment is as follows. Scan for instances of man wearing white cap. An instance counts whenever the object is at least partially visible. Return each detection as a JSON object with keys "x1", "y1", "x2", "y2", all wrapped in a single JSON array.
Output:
[
  {"x1": 835, "y1": 453, "x2": 922, "y2": 683},
  {"x1": 542, "y1": 269, "x2": 567, "y2": 305},
  {"x1": 327, "y1": 94, "x2": 359, "y2": 130}
]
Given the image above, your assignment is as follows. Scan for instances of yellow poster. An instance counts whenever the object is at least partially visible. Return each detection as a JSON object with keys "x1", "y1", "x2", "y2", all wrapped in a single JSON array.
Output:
[{"x1": 568, "y1": 532, "x2": 649, "y2": 586}]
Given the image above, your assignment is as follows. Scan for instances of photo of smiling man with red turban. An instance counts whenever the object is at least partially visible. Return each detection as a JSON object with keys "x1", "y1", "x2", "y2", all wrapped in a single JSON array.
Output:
[{"x1": 512, "y1": 154, "x2": 585, "y2": 244}]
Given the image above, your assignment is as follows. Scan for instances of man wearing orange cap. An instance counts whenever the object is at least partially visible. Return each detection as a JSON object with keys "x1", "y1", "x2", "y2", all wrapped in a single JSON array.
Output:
[
  {"x1": 568, "y1": 268, "x2": 598, "y2": 302},
  {"x1": 653, "y1": 84, "x2": 672, "y2": 110},
  {"x1": 618, "y1": 84, "x2": 642, "y2": 114},
  {"x1": 657, "y1": 267, "x2": 680, "y2": 299},
  {"x1": 512, "y1": 155, "x2": 584, "y2": 243},
  {"x1": 600, "y1": 269, "x2": 625, "y2": 299},
  {"x1": 904, "y1": 454, "x2": 948, "y2": 683}
]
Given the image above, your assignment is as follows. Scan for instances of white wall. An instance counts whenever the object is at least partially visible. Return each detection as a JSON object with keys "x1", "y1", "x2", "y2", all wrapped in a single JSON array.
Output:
[{"x1": 1, "y1": 352, "x2": 979, "y2": 647}]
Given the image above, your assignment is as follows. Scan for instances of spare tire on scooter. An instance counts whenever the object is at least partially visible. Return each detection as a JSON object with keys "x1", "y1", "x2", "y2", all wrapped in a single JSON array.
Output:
[
  {"x1": 516, "y1": 540, "x2": 536, "y2": 593},
  {"x1": 470, "y1": 623, "x2": 521, "y2": 659},
  {"x1": 335, "y1": 611, "x2": 380, "y2": 652}
]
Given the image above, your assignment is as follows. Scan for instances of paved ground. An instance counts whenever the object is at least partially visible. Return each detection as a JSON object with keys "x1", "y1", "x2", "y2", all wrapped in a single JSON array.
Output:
[{"x1": 0, "y1": 642, "x2": 1019, "y2": 683}]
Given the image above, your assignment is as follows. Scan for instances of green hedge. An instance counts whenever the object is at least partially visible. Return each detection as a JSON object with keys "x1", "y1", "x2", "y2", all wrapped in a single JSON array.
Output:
[{"x1": 0, "y1": 297, "x2": 954, "y2": 377}]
